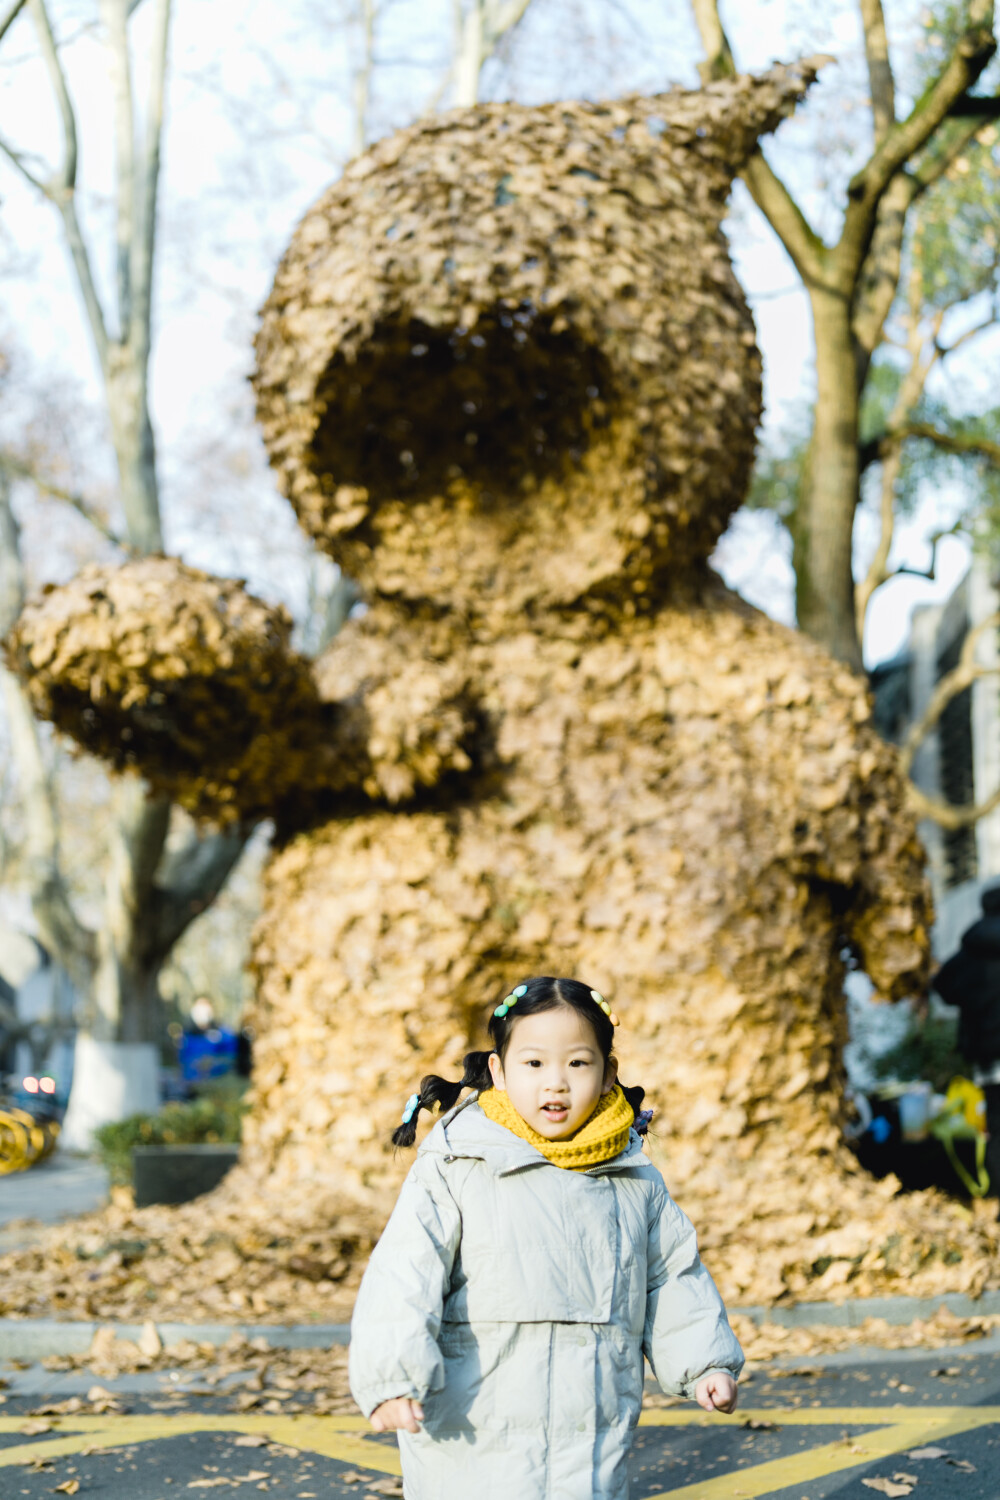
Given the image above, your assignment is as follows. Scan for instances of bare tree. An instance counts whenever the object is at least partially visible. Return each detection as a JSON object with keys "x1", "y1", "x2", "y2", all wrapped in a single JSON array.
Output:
[
  {"x1": 452, "y1": 0, "x2": 533, "y2": 106},
  {"x1": 0, "y1": 3, "x2": 252, "y2": 1128},
  {"x1": 691, "y1": 0, "x2": 1000, "y2": 669}
]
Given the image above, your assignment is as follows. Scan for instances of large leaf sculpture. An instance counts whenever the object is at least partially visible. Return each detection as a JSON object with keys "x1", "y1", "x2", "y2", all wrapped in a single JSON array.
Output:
[{"x1": 7, "y1": 67, "x2": 999, "y2": 1322}]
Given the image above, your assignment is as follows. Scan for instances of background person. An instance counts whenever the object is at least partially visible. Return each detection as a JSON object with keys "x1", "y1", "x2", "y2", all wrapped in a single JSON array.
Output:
[{"x1": 933, "y1": 885, "x2": 1000, "y2": 1201}]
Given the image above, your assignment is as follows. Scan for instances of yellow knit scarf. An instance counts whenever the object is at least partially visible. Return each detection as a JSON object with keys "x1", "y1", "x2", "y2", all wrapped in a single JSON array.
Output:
[{"x1": 477, "y1": 1084, "x2": 634, "y2": 1170}]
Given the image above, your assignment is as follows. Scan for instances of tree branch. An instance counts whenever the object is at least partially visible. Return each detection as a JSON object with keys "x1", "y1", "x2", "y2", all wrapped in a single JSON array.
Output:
[
  {"x1": 29, "y1": 0, "x2": 110, "y2": 370},
  {"x1": 854, "y1": 268, "x2": 938, "y2": 636},
  {"x1": 102, "y1": 0, "x2": 135, "y2": 339},
  {"x1": 0, "y1": 477, "x2": 96, "y2": 985},
  {"x1": 899, "y1": 612, "x2": 1000, "y2": 776},
  {"x1": 891, "y1": 421, "x2": 1000, "y2": 466},
  {"x1": 860, "y1": 0, "x2": 896, "y2": 144},
  {"x1": 908, "y1": 777, "x2": 1000, "y2": 829},
  {"x1": 851, "y1": 105, "x2": 997, "y2": 368},
  {"x1": 29, "y1": 0, "x2": 75, "y2": 189},
  {"x1": 690, "y1": 0, "x2": 827, "y2": 287},
  {"x1": 743, "y1": 156, "x2": 829, "y2": 288},
  {"x1": 132, "y1": 0, "x2": 170, "y2": 356},
  {"x1": 840, "y1": 1, "x2": 996, "y2": 278},
  {"x1": 0, "y1": 0, "x2": 30, "y2": 46},
  {"x1": 851, "y1": 171, "x2": 913, "y2": 371},
  {"x1": 484, "y1": 0, "x2": 531, "y2": 46},
  {"x1": 149, "y1": 824, "x2": 253, "y2": 958},
  {"x1": 949, "y1": 90, "x2": 1000, "y2": 115},
  {"x1": 352, "y1": 0, "x2": 374, "y2": 157},
  {"x1": 856, "y1": 437, "x2": 901, "y2": 639},
  {"x1": 0, "y1": 452, "x2": 127, "y2": 548},
  {"x1": 690, "y1": 0, "x2": 735, "y2": 80},
  {"x1": 0, "y1": 131, "x2": 49, "y2": 194}
]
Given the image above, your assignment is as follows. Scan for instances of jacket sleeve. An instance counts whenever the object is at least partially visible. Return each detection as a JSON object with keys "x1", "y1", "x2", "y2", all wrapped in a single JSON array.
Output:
[
  {"x1": 643, "y1": 1184, "x2": 744, "y2": 1400},
  {"x1": 348, "y1": 1152, "x2": 462, "y2": 1417}
]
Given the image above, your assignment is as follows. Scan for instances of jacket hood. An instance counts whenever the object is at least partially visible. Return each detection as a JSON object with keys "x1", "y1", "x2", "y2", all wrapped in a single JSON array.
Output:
[
  {"x1": 962, "y1": 915, "x2": 1000, "y2": 957},
  {"x1": 417, "y1": 1095, "x2": 647, "y2": 1177}
]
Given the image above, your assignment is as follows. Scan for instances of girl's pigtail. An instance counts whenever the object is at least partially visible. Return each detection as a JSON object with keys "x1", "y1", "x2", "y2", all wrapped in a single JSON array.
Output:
[
  {"x1": 391, "y1": 1050, "x2": 494, "y2": 1147},
  {"x1": 620, "y1": 1082, "x2": 650, "y2": 1135}
]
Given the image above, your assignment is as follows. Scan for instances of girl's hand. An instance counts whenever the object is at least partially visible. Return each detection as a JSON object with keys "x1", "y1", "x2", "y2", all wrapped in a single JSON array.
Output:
[
  {"x1": 694, "y1": 1372, "x2": 738, "y2": 1413},
  {"x1": 369, "y1": 1396, "x2": 424, "y2": 1433}
]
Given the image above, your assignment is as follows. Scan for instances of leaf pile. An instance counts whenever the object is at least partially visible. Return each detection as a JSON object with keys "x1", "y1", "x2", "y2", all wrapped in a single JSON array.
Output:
[
  {"x1": 3, "y1": 557, "x2": 482, "y2": 823},
  {"x1": 3, "y1": 559, "x2": 326, "y2": 823},
  {"x1": 253, "y1": 64, "x2": 820, "y2": 618},
  {"x1": 237, "y1": 583, "x2": 1000, "y2": 1310}
]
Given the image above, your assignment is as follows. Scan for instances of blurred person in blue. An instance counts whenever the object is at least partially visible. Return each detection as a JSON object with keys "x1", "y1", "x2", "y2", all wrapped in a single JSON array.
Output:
[{"x1": 178, "y1": 996, "x2": 238, "y2": 1092}]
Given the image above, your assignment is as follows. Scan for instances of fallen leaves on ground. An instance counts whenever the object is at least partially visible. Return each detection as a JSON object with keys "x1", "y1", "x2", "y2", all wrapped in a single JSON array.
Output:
[
  {"x1": 862, "y1": 1479, "x2": 913, "y2": 1497},
  {"x1": 733, "y1": 1304, "x2": 1000, "y2": 1363},
  {"x1": 25, "y1": 1328, "x2": 357, "y2": 1415}
]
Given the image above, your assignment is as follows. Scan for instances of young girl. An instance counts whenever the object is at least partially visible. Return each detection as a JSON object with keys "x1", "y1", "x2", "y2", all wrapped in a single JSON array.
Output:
[{"x1": 349, "y1": 976, "x2": 742, "y2": 1499}]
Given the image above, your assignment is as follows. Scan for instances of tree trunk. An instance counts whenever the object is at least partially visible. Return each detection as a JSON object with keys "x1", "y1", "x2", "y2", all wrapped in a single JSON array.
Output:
[
  {"x1": 794, "y1": 289, "x2": 864, "y2": 670},
  {"x1": 107, "y1": 354, "x2": 162, "y2": 555},
  {"x1": 93, "y1": 778, "x2": 171, "y2": 1042},
  {"x1": 453, "y1": 1, "x2": 483, "y2": 106}
]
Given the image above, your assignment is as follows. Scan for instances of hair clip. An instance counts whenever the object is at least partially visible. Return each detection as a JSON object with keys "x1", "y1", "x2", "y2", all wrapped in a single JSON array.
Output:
[
  {"x1": 591, "y1": 990, "x2": 620, "y2": 1027},
  {"x1": 401, "y1": 1092, "x2": 420, "y2": 1125},
  {"x1": 494, "y1": 982, "x2": 528, "y2": 1019}
]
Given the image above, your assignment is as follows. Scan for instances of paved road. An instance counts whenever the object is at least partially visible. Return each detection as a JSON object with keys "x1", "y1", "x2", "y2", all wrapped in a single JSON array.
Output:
[
  {"x1": 0, "y1": 1153, "x2": 109, "y2": 1249},
  {"x1": 2, "y1": 1343, "x2": 1000, "y2": 1499}
]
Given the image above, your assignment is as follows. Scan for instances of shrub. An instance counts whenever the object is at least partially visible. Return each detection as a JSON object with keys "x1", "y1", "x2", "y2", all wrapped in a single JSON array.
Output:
[
  {"x1": 93, "y1": 1089, "x2": 248, "y2": 1185},
  {"x1": 871, "y1": 1012, "x2": 967, "y2": 1094}
]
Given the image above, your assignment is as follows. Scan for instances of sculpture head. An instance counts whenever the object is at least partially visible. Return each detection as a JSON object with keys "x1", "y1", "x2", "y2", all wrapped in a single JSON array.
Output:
[{"x1": 254, "y1": 64, "x2": 819, "y2": 622}]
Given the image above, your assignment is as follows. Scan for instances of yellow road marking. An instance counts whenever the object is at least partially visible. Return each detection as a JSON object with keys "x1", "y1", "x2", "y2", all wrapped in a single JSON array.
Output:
[
  {"x1": 0, "y1": 1405, "x2": 997, "y2": 1494},
  {"x1": 640, "y1": 1404, "x2": 1000, "y2": 1426},
  {"x1": 0, "y1": 1413, "x2": 401, "y2": 1475},
  {"x1": 640, "y1": 1407, "x2": 1000, "y2": 1500}
]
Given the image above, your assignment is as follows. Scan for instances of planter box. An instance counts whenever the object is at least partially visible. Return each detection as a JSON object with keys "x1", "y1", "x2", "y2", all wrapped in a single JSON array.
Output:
[{"x1": 132, "y1": 1144, "x2": 239, "y2": 1208}]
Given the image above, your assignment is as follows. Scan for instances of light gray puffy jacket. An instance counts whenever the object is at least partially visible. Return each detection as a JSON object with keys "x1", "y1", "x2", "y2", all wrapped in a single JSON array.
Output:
[{"x1": 349, "y1": 1098, "x2": 743, "y2": 1500}]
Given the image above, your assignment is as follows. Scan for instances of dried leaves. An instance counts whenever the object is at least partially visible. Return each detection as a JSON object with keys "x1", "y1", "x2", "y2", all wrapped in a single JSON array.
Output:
[
  {"x1": 3, "y1": 559, "x2": 326, "y2": 823},
  {"x1": 254, "y1": 66, "x2": 820, "y2": 617},
  {"x1": 235, "y1": 584, "x2": 963, "y2": 1310},
  {"x1": 4, "y1": 557, "x2": 481, "y2": 823}
]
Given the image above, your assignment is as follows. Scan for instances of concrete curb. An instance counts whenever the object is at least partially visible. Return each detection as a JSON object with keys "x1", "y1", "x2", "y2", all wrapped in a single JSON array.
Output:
[
  {"x1": 4, "y1": 1289, "x2": 1000, "y2": 1359},
  {"x1": 0, "y1": 1319, "x2": 351, "y2": 1359},
  {"x1": 735, "y1": 1288, "x2": 1000, "y2": 1329}
]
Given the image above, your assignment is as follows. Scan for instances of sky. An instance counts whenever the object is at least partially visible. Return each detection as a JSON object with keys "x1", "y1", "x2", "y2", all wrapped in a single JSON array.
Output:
[{"x1": 0, "y1": 0, "x2": 988, "y2": 666}]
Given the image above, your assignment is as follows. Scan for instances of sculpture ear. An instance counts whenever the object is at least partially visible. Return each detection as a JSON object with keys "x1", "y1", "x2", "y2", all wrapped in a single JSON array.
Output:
[
  {"x1": 3, "y1": 557, "x2": 335, "y2": 825},
  {"x1": 648, "y1": 58, "x2": 828, "y2": 177}
]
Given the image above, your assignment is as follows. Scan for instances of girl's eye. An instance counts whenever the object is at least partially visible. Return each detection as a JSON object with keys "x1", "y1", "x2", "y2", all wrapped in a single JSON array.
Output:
[
  {"x1": 526, "y1": 1059, "x2": 542, "y2": 1067},
  {"x1": 569, "y1": 1059, "x2": 589, "y2": 1067}
]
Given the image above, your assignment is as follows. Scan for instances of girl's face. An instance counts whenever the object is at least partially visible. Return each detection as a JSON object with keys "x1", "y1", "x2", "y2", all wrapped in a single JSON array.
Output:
[{"x1": 487, "y1": 1005, "x2": 617, "y2": 1139}]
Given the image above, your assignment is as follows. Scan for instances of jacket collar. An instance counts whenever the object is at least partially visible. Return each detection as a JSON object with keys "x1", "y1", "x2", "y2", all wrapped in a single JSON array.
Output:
[{"x1": 418, "y1": 1096, "x2": 647, "y2": 1177}]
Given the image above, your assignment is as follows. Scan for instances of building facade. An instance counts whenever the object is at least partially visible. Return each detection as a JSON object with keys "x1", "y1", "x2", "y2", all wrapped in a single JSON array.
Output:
[{"x1": 872, "y1": 554, "x2": 1000, "y2": 961}]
